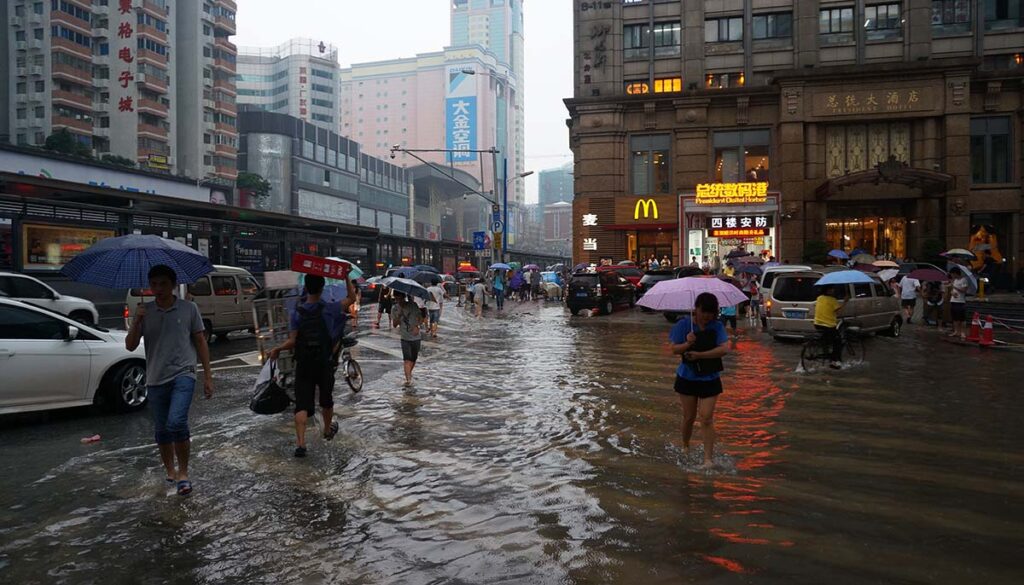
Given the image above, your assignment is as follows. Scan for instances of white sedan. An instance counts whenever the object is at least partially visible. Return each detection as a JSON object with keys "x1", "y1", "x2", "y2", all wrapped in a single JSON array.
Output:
[{"x1": 0, "y1": 297, "x2": 147, "y2": 415}]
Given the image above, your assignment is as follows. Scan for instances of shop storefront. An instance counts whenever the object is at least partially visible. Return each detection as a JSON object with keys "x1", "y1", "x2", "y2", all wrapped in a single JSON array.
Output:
[
  {"x1": 679, "y1": 183, "x2": 781, "y2": 269},
  {"x1": 577, "y1": 194, "x2": 679, "y2": 265},
  {"x1": 22, "y1": 223, "x2": 115, "y2": 271}
]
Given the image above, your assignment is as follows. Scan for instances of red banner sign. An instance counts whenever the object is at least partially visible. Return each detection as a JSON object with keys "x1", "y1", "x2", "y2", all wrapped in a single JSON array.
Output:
[
  {"x1": 290, "y1": 253, "x2": 351, "y2": 279},
  {"x1": 709, "y1": 228, "x2": 771, "y2": 238}
]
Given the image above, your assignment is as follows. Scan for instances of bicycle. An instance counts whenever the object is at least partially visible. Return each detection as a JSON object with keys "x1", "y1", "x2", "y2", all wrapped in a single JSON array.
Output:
[
  {"x1": 335, "y1": 332, "x2": 363, "y2": 393},
  {"x1": 800, "y1": 321, "x2": 866, "y2": 372}
]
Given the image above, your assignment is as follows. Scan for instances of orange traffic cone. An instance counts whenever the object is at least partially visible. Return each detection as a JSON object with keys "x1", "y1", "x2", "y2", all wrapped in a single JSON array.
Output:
[
  {"x1": 979, "y1": 315, "x2": 995, "y2": 347},
  {"x1": 965, "y1": 312, "x2": 981, "y2": 342}
]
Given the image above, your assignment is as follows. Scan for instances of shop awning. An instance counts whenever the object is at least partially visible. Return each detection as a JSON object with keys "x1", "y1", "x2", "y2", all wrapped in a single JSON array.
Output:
[
  {"x1": 815, "y1": 157, "x2": 954, "y2": 200},
  {"x1": 602, "y1": 223, "x2": 677, "y2": 231}
]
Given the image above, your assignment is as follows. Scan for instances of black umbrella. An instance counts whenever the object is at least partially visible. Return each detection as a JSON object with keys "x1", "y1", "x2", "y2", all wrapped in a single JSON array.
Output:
[
  {"x1": 413, "y1": 272, "x2": 442, "y2": 286},
  {"x1": 725, "y1": 249, "x2": 753, "y2": 259},
  {"x1": 380, "y1": 277, "x2": 431, "y2": 300},
  {"x1": 414, "y1": 264, "x2": 439, "y2": 274}
]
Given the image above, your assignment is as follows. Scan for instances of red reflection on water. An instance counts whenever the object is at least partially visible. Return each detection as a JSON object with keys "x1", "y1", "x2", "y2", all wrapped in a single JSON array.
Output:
[{"x1": 701, "y1": 554, "x2": 750, "y2": 574}]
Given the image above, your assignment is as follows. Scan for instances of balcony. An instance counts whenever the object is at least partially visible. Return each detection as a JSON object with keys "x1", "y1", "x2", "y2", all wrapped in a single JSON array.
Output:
[
  {"x1": 214, "y1": 99, "x2": 237, "y2": 115},
  {"x1": 212, "y1": 78, "x2": 236, "y2": 95},
  {"x1": 214, "y1": 36, "x2": 237, "y2": 54},
  {"x1": 214, "y1": 15, "x2": 237, "y2": 35},
  {"x1": 52, "y1": 10, "x2": 91, "y2": 36},
  {"x1": 53, "y1": 115, "x2": 92, "y2": 134},
  {"x1": 53, "y1": 63, "x2": 91, "y2": 84},
  {"x1": 138, "y1": 123, "x2": 169, "y2": 139},
  {"x1": 214, "y1": 143, "x2": 237, "y2": 157},
  {"x1": 136, "y1": 73, "x2": 169, "y2": 94},
  {"x1": 214, "y1": 123, "x2": 237, "y2": 135},
  {"x1": 219, "y1": 0, "x2": 238, "y2": 12},
  {"x1": 212, "y1": 57, "x2": 235, "y2": 73},
  {"x1": 213, "y1": 165, "x2": 238, "y2": 181},
  {"x1": 137, "y1": 24, "x2": 168, "y2": 44},
  {"x1": 52, "y1": 38, "x2": 91, "y2": 59},
  {"x1": 137, "y1": 98, "x2": 169, "y2": 117},
  {"x1": 52, "y1": 89, "x2": 93, "y2": 110},
  {"x1": 142, "y1": 0, "x2": 171, "y2": 17},
  {"x1": 137, "y1": 49, "x2": 169, "y2": 68}
]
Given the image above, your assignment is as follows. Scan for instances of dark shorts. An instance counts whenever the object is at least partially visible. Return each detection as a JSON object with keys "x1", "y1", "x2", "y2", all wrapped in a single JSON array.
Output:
[
  {"x1": 721, "y1": 315, "x2": 737, "y2": 329},
  {"x1": 901, "y1": 299, "x2": 916, "y2": 308},
  {"x1": 428, "y1": 309, "x2": 441, "y2": 325},
  {"x1": 378, "y1": 300, "x2": 393, "y2": 314},
  {"x1": 294, "y1": 362, "x2": 334, "y2": 416},
  {"x1": 950, "y1": 302, "x2": 966, "y2": 322},
  {"x1": 674, "y1": 376, "x2": 723, "y2": 398},
  {"x1": 401, "y1": 339, "x2": 421, "y2": 363}
]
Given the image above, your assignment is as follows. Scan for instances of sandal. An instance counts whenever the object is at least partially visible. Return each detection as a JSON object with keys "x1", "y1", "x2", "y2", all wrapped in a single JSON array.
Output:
[
  {"x1": 324, "y1": 421, "x2": 339, "y2": 441},
  {"x1": 176, "y1": 479, "x2": 193, "y2": 497}
]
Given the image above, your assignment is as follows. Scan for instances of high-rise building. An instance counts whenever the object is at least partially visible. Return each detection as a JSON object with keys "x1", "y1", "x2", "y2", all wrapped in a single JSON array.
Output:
[
  {"x1": 450, "y1": 0, "x2": 525, "y2": 207},
  {"x1": 568, "y1": 1, "x2": 1024, "y2": 270},
  {"x1": 236, "y1": 38, "x2": 341, "y2": 132},
  {"x1": 538, "y1": 162, "x2": 573, "y2": 207},
  {"x1": 0, "y1": 0, "x2": 237, "y2": 181}
]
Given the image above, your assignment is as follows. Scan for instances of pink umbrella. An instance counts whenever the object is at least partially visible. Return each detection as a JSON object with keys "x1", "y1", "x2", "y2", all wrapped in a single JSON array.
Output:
[
  {"x1": 853, "y1": 263, "x2": 881, "y2": 273},
  {"x1": 638, "y1": 275, "x2": 749, "y2": 312}
]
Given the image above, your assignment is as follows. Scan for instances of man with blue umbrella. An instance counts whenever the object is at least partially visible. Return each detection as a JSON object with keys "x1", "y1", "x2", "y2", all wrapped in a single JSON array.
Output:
[
  {"x1": 814, "y1": 285, "x2": 848, "y2": 370},
  {"x1": 125, "y1": 265, "x2": 213, "y2": 497}
]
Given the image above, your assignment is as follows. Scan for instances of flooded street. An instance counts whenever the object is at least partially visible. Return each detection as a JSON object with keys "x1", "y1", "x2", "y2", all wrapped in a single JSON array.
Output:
[{"x1": 1, "y1": 303, "x2": 1021, "y2": 584}]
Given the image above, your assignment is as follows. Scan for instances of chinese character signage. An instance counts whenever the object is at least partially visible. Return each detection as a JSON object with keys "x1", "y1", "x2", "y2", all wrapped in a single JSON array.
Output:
[
  {"x1": 707, "y1": 215, "x2": 773, "y2": 229},
  {"x1": 815, "y1": 88, "x2": 932, "y2": 116},
  {"x1": 290, "y1": 253, "x2": 351, "y2": 280},
  {"x1": 582, "y1": 213, "x2": 598, "y2": 227},
  {"x1": 695, "y1": 183, "x2": 769, "y2": 206},
  {"x1": 445, "y1": 67, "x2": 478, "y2": 163},
  {"x1": 583, "y1": 237, "x2": 598, "y2": 251},
  {"x1": 114, "y1": 0, "x2": 136, "y2": 122},
  {"x1": 709, "y1": 228, "x2": 770, "y2": 238}
]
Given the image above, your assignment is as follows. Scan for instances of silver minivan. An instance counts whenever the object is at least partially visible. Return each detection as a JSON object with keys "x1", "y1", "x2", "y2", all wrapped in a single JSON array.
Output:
[
  {"x1": 125, "y1": 265, "x2": 262, "y2": 341},
  {"x1": 767, "y1": 271, "x2": 902, "y2": 340}
]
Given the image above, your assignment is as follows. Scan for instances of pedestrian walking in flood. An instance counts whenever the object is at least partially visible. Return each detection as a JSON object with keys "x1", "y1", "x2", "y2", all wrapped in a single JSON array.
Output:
[
  {"x1": 393, "y1": 293, "x2": 425, "y2": 386},
  {"x1": 375, "y1": 287, "x2": 394, "y2": 329},
  {"x1": 426, "y1": 282, "x2": 445, "y2": 339},
  {"x1": 269, "y1": 275, "x2": 355, "y2": 458},
  {"x1": 898, "y1": 274, "x2": 920, "y2": 324},
  {"x1": 530, "y1": 269, "x2": 542, "y2": 301},
  {"x1": 125, "y1": 265, "x2": 213, "y2": 496},
  {"x1": 494, "y1": 269, "x2": 507, "y2": 311},
  {"x1": 668, "y1": 292, "x2": 730, "y2": 470},
  {"x1": 473, "y1": 278, "x2": 486, "y2": 318}
]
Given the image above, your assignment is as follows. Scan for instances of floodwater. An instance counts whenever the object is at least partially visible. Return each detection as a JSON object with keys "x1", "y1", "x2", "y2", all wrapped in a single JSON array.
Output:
[{"x1": 1, "y1": 303, "x2": 1021, "y2": 584}]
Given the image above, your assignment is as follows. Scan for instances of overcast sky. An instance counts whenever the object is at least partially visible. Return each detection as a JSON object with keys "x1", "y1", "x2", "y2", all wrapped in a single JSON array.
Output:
[{"x1": 234, "y1": 0, "x2": 574, "y2": 203}]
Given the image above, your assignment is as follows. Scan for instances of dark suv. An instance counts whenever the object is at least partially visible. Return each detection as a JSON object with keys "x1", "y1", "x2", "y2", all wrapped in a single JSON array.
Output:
[
  {"x1": 566, "y1": 271, "x2": 636, "y2": 315},
  {"x1": 637, "y1": 270, "x2": 676, "y2": 299}
]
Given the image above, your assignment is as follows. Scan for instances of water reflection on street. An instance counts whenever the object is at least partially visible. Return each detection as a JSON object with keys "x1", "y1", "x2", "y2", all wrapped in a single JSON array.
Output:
[{"x1": 1, "y1": 303, "x2": 1021, "y2": 584}]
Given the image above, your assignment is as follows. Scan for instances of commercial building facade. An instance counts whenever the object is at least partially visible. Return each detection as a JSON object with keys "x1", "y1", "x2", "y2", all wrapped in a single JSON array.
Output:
[
  {"x1": 568, "y1": 1, "x2": 1023, "y2": 282},
  {"x1": 538, "y1": 162, "x2": 574, "y2": 207},
  {"x1": 236, "y1": 38, "x2": 341, "y2": 132},
  {"x1": 0, "y1": 0, "x2": 237, "y2": 181}
]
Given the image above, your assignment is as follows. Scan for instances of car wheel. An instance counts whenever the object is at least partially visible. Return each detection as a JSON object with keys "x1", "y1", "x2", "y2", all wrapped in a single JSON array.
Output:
[
  {"x1": 628, "y1": 294, "x2": 636, "y2": 308},
  {"x1": 104, "y1": 361, "x2": 147, "y2": 412},
  {"x1": 600, "y1": 299, "x2": 613, "y2": 315},
  {"x1": 69, "y1": 310, "x2": 95, "y2": 326},
  {"x1": 887, "y1": 318, "x2": 902, "y2": 338}
]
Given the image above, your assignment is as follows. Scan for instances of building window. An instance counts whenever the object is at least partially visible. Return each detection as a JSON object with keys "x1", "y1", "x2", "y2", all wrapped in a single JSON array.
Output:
[
  {"x1": 652, "y1": 22, "x2": 681, "y2": 56},
  {"x1": 865, "y1": 3, "x2": 903, "y2": 40},
  {"x1": 705, "y1": 17, "x2": 743, "y2": 42},
  {"x1": 624, "y1": 77, "x2": 682, "y2": 95},
  {"x1": 820, "y1": 6, "x2": 855, "y2": 33},
  {"x1": 624, "y1": 21, "x2": 680, "y2": 59},
  {"x1": 985, "y1": 0, "x2": 1023, "y2": 30},
  {"x1": 826, "y1": 123, "x2": 911, "y2": 178},
  {"x1": 623, "y1": 24, "x2": 648, "y2": 59},
  {"x1": 971, "y1": 117, "x2": 1011, "y2": 184},
  {"x1": 931, "y1": 0, "x2": 971, "y2": 35},
  {"x1": 705, "y1": 72, "x2": 744, "y2": 88},
  {"x1": 630, "y1": 135, "x2": 671, "y2": 196},
  {"x1": 753, "y1": 12, "x2": 793, "y2": 40},
  {"x1": 714, "y1": 130, "x2": 770, "y2": 183}
]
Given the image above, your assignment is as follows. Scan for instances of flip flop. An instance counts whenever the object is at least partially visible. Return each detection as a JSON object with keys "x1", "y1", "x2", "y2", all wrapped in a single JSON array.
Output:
[
  {"x1": 176, "y1": 480, "x2": 193, "y2": 496},
  {"x1": 324, "y1": 421, "x2": 339, "y2": 441}
]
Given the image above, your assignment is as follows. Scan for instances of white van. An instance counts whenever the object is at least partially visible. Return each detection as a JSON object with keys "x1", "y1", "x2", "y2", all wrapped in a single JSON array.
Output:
[
  {"x1": 125, "y1": 265, "x2": 262, "y2": 341},
  {"x1": 756, "y1": 265, "x2": 812, "y2": 327}
]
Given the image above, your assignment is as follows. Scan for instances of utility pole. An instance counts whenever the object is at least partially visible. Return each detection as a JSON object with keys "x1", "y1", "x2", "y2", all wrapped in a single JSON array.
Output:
[{"x1": 502, "y1": 157, "x2": 508, "y2": 263}]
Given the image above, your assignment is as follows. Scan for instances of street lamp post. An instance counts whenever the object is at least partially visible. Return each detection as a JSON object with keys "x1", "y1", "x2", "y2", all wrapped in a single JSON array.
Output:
[{"x1": 502, "y1": 165, "x2": 534, "y2": 262}]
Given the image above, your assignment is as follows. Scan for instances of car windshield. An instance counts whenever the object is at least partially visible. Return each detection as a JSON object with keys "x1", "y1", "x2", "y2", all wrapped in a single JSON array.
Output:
[
  {"x1": 615, "y1": 268, "x2": 642, "y2": 278},
  {"x1": 773, "y1": 276, "x2": 821, "y2": 302},
  {"x1": 570, "y1": 274, "x2": 599, "y2": 286}
]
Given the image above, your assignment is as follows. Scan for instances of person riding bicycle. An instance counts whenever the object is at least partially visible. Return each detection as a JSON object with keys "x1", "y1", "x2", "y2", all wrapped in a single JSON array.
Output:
[
  {"x1": 269, "y1": 275, "x2": 356, "y2": 458},
  {"x1": 814, "y1": 285, "x2": 847, "y2": 370}
]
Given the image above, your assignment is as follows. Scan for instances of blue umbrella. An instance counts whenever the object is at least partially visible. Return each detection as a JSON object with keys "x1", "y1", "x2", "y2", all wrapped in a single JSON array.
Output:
[
  {"x1": 380, "y1": 276, "x2": 431, "y2": 301},
  {"x1": 947, "y1": 264, "x2": 978, "y2": 294},
  {"x1": 392, "y1": 266, "x2": 419, "y2": 279},
  {"x1": 828, "y1": 249, "x2": 849, "y2": 260},
  {"x1": 61, "y1": 234, "x2": 213, "y2": 288},
  {"x1": 814, "y1": 270, "x2": 874, "y2": 287},
  {"x1": 489, "y1": 262, "x2": 512, "y2": 271},
  {"x1": 737, "y1": 264, "x2": 762, "y2": 275}
]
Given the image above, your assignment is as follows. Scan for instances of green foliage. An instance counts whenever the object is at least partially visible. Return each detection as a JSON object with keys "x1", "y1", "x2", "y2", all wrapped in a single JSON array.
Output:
[
  {"x1": 237, "y1": 172, "x2": 271, "y2": 199},
  {"x1": 43, "y1": 129, "x2": 92, "y2": 158},
  {"x1": 803, "y1": 240, "x2": 830, "y2": 265},
  {"x1": 100, "y1": 154, "x2": 137, "y2": 168}
]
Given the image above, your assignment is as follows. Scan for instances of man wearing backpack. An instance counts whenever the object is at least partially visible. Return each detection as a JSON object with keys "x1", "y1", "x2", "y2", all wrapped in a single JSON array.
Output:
[{"x1": 269, "y1": 274, "x2": 355, "y2": 458}]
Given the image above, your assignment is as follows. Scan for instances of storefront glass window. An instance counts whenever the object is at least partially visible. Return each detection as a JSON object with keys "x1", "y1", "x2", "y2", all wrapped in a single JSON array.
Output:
[
  {"x1": 630, "y1": 135, "x2": 671, "y2": 196},
  {"x1": 714, "y1": 130, "x2": 770, "y2": 183},
  {"x1": 970, "y1": 117, "x2": 1011, "y2": 184},
  {"x1": 825, "y1": 217, "x2": 906, "y2": 258},
  {"x1": 827, "y1": 123, "x2": 910, "y2": 178},
  {"x1": 22, "y1": 224, "x2": 113, "y2": 271}
]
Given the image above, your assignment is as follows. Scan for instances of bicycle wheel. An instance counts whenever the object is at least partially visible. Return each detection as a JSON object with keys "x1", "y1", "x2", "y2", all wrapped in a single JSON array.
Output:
[
  {"x1": 800, "y1": 342, "x2": 825, "y2": 372},
  {"x1": 843, "y1": 336, "x2": 866, "y2": 367},
  {"x1": 345, "y1": 358, "x2": 363, "y2": 393}
]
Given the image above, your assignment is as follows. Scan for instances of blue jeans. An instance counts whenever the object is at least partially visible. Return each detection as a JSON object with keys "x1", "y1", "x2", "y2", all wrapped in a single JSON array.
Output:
[
  {"x1": 149, "y1": 376, "x2": 195, "y2": 445},
  {"x1": 495, "y1": 288, "x2": 505, "y2": 309}
]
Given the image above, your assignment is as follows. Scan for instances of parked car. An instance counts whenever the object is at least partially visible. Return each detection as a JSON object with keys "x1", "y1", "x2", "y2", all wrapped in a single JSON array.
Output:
[
  {"x1": 766, "y1": 271, "x2": 902, "y2": 340},
  {"x1": 637, "y1": 269, "x2": 676, "y2": 299},
  {"x1": 566, "y1": 270, "x2": 636, "y2": 315},
  {"x1": 756, "y1": 265, "x2": 813, "y2": 327},
  {"x1": 598, "y1": 264, "x2": 643, "y2": 286},
  {"x1": 126, "y1": 265, "x2": 261, "y2": 342},
  {"x1": 0, "y1": 297, "x2": 147, "y2": 414},
  {"x1": 0, "y1": 272, "x2": 99, "y2": 325},
  {"x1": 897, "y1": 262, "x2": 946, "y2": 278},
  {"x1": 674, "y1": 266, "x2": 705, "y2": 278}
]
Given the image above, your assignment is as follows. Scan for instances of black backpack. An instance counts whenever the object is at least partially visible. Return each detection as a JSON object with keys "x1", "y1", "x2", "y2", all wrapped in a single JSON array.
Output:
[{"x1": 294, "y1": 303, "x2": 332, "y2": 365}]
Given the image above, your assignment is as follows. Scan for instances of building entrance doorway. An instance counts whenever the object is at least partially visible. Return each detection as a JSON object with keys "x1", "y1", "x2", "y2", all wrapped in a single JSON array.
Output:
[{"x1": 627, "y1": 230, "x2": 677, "y2": 266}]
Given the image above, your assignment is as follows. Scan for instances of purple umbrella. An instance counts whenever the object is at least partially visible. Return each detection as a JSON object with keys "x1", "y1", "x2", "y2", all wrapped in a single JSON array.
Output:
[
  {"x1": 524, "y1": 264, "x2": 540, "y2": 271},
  {"x1": 908, "y1": 268, "x2": 949, "y2": 282},
  {"x1": 638, "y1": 275, "x2": 748, "y2": 312}
]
